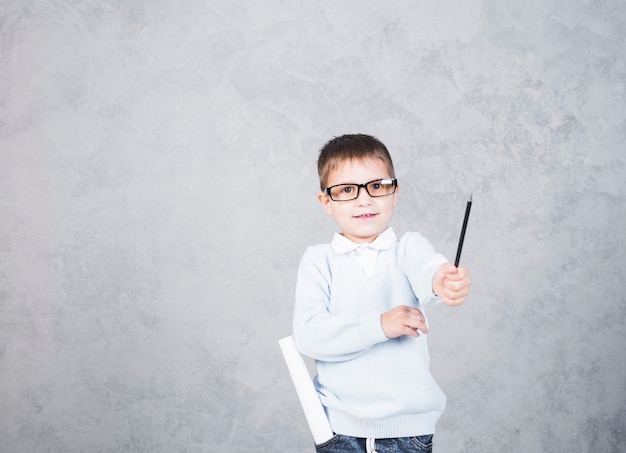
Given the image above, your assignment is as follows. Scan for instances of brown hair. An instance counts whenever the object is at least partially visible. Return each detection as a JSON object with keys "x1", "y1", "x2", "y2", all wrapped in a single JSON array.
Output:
[{"x1": 317, "y1": 134, "x2": 395, "y2": 191}]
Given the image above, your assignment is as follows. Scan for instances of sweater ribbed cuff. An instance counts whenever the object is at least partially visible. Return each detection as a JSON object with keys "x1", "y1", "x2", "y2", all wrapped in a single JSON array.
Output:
[{"x1": 359, "y1": 313, "x2": 388, "y2": 347}]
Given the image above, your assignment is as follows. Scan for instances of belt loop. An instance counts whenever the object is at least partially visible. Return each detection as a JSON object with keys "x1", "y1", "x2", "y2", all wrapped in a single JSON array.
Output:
[{"x1": 366, "y1": 438, "x2": 377, "y2": 453}]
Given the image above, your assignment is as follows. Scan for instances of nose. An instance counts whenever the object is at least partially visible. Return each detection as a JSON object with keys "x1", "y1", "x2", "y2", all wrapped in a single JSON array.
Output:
[{"x1": 355, "y1": 185, "x2": 373, "y2": 205}]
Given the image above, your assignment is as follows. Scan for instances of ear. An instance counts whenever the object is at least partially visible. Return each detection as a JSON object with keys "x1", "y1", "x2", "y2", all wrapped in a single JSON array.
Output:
[{"x1": 317, "y1": 192, "x2": 334, "y2": 216}]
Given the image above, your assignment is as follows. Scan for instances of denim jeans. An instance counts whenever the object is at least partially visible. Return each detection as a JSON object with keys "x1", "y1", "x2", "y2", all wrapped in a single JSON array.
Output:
[{"x1": 315, "y1": 433, "x2": 433, "y2": 453}]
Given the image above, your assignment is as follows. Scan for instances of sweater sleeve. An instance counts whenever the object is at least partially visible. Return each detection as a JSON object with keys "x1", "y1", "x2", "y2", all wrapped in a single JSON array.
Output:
[
  {"x1": 398, "y1": 232, "x2": 448, "y2": 307},
  {"x1": 293, "y1": 246, "x2": 388, "y2": 362}
]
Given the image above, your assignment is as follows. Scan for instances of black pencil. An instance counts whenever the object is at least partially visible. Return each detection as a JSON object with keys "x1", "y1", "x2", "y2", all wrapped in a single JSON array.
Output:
[{"x1": 454, "y1": 194, "x2": 473, "y2": 267}]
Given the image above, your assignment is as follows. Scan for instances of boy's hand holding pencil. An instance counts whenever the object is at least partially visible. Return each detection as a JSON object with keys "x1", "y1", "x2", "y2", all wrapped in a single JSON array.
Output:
[{"x1": 432, "y1": 264, "x2": 472, "y2": 307}]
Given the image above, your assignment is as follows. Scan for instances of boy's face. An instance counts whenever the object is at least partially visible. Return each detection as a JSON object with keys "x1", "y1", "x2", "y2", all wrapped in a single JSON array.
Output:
[{"x1": 318, "y1": 157, "x2": 398, "y2": 244}]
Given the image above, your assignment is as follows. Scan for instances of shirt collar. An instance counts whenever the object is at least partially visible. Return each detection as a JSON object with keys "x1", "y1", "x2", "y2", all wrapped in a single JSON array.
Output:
[{"x1": 331, "y1": 227, "x2": 397, "y2": 254}]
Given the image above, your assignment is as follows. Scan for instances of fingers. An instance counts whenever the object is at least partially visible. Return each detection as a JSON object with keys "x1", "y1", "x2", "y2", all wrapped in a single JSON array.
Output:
[
  {"x1": 443, "y1": 277, "x2": 472, "y2": 292},
  {"x1": 404, "y1": 306, "x2": 428, "y2": 334},
  {"x1": 440, "y1": 279, "x2": 471, "y2": 306},
  {"x1": 444, "y1": 265, "x2": 469, "y2": 280},
  {"x1": 441, "y1": 289, "x2": 470, "y2": 306},
  {"x1": 440, "y1": 263, "x2": 458, "y2": 276},
  {"x1": 433, "y1": 265, "x2": 472, "y2": 305},
  {"x1": 381, "y1": 305, "x2": 428, "y2": 338}
]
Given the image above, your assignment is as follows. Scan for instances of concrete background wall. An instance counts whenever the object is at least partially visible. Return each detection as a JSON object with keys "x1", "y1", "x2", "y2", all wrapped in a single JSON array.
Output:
[{"x1": 1, "y1": 1, "x2": 624, "y2": 452}]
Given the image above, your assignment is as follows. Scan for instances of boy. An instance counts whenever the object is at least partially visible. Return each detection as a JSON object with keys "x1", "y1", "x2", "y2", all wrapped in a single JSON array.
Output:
[{"x1": 293, "y1": 134, "x2": 471, "y2": 453}]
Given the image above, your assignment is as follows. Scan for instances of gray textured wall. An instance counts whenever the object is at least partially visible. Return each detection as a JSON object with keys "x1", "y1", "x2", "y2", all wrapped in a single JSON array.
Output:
[{"x1": 1, "y1": 1, "x2": 625, "y2": 452}]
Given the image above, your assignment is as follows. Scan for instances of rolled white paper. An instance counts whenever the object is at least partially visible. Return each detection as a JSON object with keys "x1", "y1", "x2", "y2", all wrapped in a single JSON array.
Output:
[{"x1": 279, "y1": 335, "x2": 334, "y2": 444}]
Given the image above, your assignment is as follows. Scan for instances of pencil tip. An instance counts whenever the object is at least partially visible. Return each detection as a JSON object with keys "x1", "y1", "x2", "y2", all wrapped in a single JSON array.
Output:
[{"x1": 469, "y1": 193, "x2": 473, "y2": 202}]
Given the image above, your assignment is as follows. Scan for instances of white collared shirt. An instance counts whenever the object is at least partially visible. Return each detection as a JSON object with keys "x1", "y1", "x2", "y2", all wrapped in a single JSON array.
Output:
[{"x1": 331, "y1": 227, "x2": 397, "y2": 278}]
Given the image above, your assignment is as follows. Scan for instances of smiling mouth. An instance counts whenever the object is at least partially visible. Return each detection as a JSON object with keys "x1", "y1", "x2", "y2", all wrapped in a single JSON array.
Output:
[{"x1": 354, "y1": 213, "x2": 377, "y2": 220}]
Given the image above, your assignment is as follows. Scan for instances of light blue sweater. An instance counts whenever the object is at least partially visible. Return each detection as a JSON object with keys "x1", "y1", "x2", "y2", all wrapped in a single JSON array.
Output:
[{"x1": 293, "y1": 229, "x2": 448, "y2": 438}]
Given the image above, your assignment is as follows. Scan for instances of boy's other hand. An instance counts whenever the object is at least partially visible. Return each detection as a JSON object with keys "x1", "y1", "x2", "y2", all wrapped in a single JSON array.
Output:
[
  {"x1": 381, "y1": 305, "x2": 428, "y2": 338},
  {"x1": 432, "y1": 263, "x2": 472, "y2": 306}
]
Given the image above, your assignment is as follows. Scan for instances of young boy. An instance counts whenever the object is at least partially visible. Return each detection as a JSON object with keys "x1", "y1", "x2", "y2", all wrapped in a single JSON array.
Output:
[{"x1": 293, "y1": 134, "x2": 471, "y2": 453}]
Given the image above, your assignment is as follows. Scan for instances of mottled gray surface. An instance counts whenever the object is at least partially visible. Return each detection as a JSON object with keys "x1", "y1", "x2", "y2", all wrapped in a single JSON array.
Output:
[{"x1": 1, "y1": 1, "x2": 625, "y2": 452}]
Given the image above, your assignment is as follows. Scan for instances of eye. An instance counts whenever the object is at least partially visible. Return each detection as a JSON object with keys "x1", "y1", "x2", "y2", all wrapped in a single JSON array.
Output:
[
  {"x1": 370, "y1": 182, "x2": 382, "y2": 190},
  {"x1": 341, "y1": 186, "x2": 354, "y2": 193}
]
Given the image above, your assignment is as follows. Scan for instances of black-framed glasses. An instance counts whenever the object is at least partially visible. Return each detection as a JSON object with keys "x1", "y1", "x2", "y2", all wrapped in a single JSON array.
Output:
[{"x1": 325, "y1": 178, "x2": 398, "y2": 201}]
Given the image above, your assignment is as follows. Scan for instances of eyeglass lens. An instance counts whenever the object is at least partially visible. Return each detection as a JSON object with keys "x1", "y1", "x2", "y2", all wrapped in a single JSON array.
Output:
[{"x1": 328, "y1": 179, "x2": 396, "y2": 201}]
